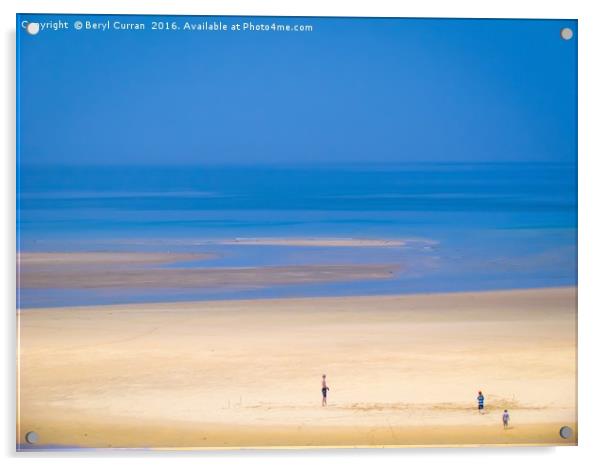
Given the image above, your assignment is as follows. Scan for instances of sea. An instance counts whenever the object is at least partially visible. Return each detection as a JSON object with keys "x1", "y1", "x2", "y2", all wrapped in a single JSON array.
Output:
[{"x1": 17, "y1": 162, "x2": 577, "y2": 308}]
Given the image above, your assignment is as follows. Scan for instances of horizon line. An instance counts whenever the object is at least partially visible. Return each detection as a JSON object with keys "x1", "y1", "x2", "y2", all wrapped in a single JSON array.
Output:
[{"x1": 18, "y1": 160, "x2": 577, "y2": 167}]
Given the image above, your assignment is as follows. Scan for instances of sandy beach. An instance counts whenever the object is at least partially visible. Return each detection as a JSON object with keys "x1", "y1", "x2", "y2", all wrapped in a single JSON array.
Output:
[
  {"x1": 18, "y1": 251, "x2": 398, "y2": 290},
  {"x1": 17, "y1": 287, "x2": 576, "y2": 449},
  {"x1": 17, "y1": 252, "x2": 216, "y2": 266}
]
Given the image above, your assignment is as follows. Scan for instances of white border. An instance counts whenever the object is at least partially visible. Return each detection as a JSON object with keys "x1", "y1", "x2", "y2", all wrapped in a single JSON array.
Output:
[{"x1": 3, "y1": 1, "x2": 601, "y2": 465}]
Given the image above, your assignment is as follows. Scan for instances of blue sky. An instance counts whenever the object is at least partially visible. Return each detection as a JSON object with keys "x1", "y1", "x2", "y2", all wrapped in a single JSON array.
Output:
[{"x1": 18, "y1": 15, "x2": 577, "y2": 165}]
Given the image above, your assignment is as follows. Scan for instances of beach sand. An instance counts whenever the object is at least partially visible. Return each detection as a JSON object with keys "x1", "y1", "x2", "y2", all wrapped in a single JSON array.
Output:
[
  {"x1": 18, "y1": 252, "x2": 398, "y2": 290},
  {"x1": 17, "y1": 252, "x2": 216, "y2": 266},
  {"x1": 17, "y1": 287, "x2": 577, "y2": 449}
]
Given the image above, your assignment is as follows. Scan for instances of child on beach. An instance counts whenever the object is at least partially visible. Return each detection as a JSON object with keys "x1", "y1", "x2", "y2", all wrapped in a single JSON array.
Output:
[
  {"x1": 322, "y1": 374, "x2": 330, "y2": 406},
  {"x1": 477, "y1": 391, "x2": 485, "y2": 413},
  {"x1": 503, "y1": 409, "x2": 510, "y2": 428}
]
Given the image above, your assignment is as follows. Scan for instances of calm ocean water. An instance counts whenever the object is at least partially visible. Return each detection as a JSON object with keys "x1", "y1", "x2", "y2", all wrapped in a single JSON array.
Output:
[{"x1": 17, "y1": 163, "x2": 577, "y2": 307}]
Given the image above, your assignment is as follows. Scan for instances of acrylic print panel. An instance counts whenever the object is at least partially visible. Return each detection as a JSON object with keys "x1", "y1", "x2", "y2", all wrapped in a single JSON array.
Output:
[{"x1": 16, "y1": 14, "x2": 577, "y2": 450}]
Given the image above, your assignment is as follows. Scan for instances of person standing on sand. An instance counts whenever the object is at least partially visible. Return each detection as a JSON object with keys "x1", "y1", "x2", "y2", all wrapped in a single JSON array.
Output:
[
  {"x1": 503, "y1": 409, "x2": 510, "y2": 428},
  {"x1": 322, "y1": 374, "x2": 330, "y2": 406},
  {"x1": 477, "y1": 391, "x2": 485, "y2": 413}
]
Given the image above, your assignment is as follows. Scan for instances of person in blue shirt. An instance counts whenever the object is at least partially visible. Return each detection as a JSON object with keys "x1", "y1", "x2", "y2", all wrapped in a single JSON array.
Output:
[
  {"x1": 503, "y1": 409, "x2": 510, "y2": 428},
  {"x1": 477, "y1": 391, "x2": 485, "y2": 413}
]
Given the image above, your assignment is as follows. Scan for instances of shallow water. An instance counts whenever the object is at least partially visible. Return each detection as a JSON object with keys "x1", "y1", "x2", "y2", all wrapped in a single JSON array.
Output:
[{"x1": 17, "y1": 162, "x2": 577, "y2": 308}]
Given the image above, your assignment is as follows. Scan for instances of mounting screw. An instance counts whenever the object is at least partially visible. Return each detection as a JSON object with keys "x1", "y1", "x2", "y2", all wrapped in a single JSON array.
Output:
[
  {"x1": 25, "y1": 431, "x2": 38, "y2": 444},
  {"x1": 560, "y1": 28, "x2": 574, "y2": 41}
]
